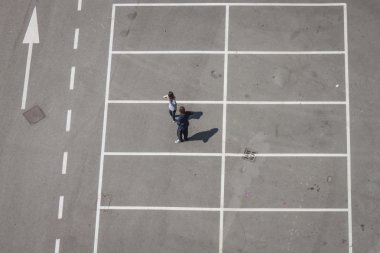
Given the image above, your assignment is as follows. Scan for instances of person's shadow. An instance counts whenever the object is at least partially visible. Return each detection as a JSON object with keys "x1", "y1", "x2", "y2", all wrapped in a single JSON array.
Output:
[
  {"x1": 183, "y1": 111, "x2": 218, "y2": 143},
  {"x1": 187, "y1": 111, "x2": 203, "y2": 120},
  {"x1": 188, "y1": 128, "x2": 218, "y2": 143}
]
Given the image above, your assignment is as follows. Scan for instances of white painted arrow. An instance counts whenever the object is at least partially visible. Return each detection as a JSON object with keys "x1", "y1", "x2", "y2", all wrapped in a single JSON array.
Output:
[{"x1": 21, "y1": 6, "x2": 39, "y2": 110}]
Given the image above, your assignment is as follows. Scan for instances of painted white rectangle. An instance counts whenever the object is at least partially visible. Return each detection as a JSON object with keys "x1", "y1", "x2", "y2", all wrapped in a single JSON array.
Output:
[
  {"x1": 58, "y1": 196, "x2": 64, "y2": 219},
  {"x1": 73, "y1": 28, "x2": 79, "y2": 50},
  {"x1": 69, "y1": 66, "x2": 76, "y2": 90},
  {"x1": 55, "y1": 239, "x2": 60, "y2": 253},
  {"x1": 62, "y1": 152, "x2": 68, "y2": 175},
  {"x1": 66, "y1": 110, "x2": 72, "y2": 132},
  {"x1": 78, "y1": 0, "x2": 82, "y2": 11}
]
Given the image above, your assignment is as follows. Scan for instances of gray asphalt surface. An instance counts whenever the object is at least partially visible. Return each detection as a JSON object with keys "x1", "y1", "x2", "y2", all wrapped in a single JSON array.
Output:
[{"x1": 0, "y1": 1, "x2": 379, "y2": 253}]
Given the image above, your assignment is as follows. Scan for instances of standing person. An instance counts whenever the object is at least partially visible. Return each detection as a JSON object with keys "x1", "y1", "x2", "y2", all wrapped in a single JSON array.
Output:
[
  {"x1": 175, "y1": 106, "x2": 191, "y2": 143},
  {"x1": 163, "y1": 91, "x2": 177, "y2": 122}
]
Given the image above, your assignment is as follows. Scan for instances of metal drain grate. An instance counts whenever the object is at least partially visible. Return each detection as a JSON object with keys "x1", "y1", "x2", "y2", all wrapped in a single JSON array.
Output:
[{"x1": 242, "y1": 148, "x2": 257, "y2": 162}]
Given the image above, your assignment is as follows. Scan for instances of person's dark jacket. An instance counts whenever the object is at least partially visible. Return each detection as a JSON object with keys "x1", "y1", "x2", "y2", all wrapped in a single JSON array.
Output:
[{"x1": 176, "y1": 112, "x2": 192, "y2": 131}]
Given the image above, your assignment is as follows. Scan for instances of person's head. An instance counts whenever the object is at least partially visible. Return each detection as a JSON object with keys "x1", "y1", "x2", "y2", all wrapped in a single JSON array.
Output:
[
  {"x1": 168, "y1": 91, "x2": 175, "y2": 100},
  {"x1": 179, "y1": 106, "x2": 186, "y2": 115}
]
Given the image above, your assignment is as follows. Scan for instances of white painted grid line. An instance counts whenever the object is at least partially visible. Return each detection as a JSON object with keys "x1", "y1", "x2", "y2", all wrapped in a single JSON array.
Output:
[
  {"x1": 100, "y1": 206, "x2": 349, "y2": 212},
  {"x1": 344, "y1": 4, "x2": 353, "y2": 253},
  {"x1": 62, "y1": 152, "x2": 68, "y2": 175},
  {"x1": 55, "y1": 239, "x2": 60, "y2": 253},
  {"x1": 93, "y1": 5, "x2": 115, "y2": 253},
  {"x1": 108, "y1": 100, "x2": 346, "y2": 105},
  {"x1": 66, "y1": 110, "x2": 72, "y2": 132},
  {"x1": 58, "y1": 196, "x2": 64, "y2": 219},
  {"x1": 219, "y1": 5, "x2": 229, "y2": 253},
  {"x1": 73, "y1": 28, "x2": 79, "y2": 50},
  {"x1": 21, "y1": 44, "x2": 33, "y2": 110},
  {"x1": 114, "y1": 3, "x2": 346, "y2": 7},
  {"x1": 104, "y1": 152, "x2": 347, "y2": 157},
  {"x1": 112, "y1": 50, "x2": 345, "y2": 55},
  {"x1": 69, "y1": 66, "x2": 76, "y2": 90},
  {"x1": 98, "y1": 4, "x2": 351, "y2": 253},
  {"x1": 77, "y1": 0, "x2": 82, "y2": 11}
]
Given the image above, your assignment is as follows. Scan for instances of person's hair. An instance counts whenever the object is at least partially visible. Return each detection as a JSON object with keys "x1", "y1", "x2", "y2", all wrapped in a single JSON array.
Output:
[
  {"x1": 168, "y1": 91, "x2": 175, "y2": 99},
  {"x1": 179, "y1": 106, "x2": 186, "y2": 115}
]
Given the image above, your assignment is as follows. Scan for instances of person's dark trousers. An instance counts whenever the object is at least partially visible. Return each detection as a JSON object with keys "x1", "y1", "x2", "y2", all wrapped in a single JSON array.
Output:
[
  {"x1": 177, "y1": 128, "x2": 188, "y2": 142},
  {"x1": 169, "y1": 110, "x2": 176, "y2": 121}
]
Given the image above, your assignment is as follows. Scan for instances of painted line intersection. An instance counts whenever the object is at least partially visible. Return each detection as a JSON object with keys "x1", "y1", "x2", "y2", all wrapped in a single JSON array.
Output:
[{"x1": 93, "y1": 3, "x2": 351, "y2": 253}]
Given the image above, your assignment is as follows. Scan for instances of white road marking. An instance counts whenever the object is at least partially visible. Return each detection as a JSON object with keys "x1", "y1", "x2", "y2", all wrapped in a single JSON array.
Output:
[
  {"x1": 99, "y1": 4, "x2": 351, "y2": 252},
  {"x1": 78, "y1": 0, "x2": 82, "y2": 11},
  {"x1": 108, "y1": 100, "x2": 346, "y2": 105},
  {"x1": 66, "y1": 110, "x2": 72, "y2": 132},
  {"x1": 69, "y1": 66, "x2": 76, "y2": 90},
  {"x1": 344, "y1": 4, "x2": 353, "y2": 252},
  {"x1": 93, "y1": 5, "x2": 116, "y2": 253},
  {"x1": 100, "y1": 206, "x2": 349, "y2": 212},
  {"x1": 62, "y1": 152, "x2": 68, "y2": 175},
  {"x1": 104, "y1": 152, "x2": 347, "y2": 157},
  {"x1": 21, "y1": 6, "x2": 39, "y2": 110},
  {"x1": 219, "y1": 5, "x2": 229, "y2": 253},
  {"x1": 73, "y1": 28, "x2": 79, "y2": 50},
  {"x1": 58, "y1": 196, "x2": 64, "y2": 219},
  {"x1": 114, "y1": 3, "x2": 345, "y2": 7},
  {"x1": 231, "y1": 51, "x2": 345, "y2": 55},
  {"x1": 112, "y1": 50, "x2": 344, "y2": 55},
  {"x1": 55, "y1": 239, "x2": 60, "y2": 253},
  {"x1": 21, "y1": 44, "x2": 33, "y2": 110}
]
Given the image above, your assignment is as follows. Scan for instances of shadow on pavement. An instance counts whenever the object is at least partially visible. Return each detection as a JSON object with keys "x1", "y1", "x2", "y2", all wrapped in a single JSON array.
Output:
[
  {"x1": 188, "y1": 128, "x2": 218, "y2": 143},
  {"x1": 188, "y1": 111, "x2": 203, "y2": 120}
]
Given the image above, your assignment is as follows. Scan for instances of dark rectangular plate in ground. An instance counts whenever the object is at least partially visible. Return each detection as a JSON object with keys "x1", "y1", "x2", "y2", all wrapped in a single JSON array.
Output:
[{"x1": 23, "y1": 106, "x2": 46, "y2": 125}]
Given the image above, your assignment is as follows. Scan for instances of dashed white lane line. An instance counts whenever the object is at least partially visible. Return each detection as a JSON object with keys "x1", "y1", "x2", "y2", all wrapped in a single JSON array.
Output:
[
  {"x1": 78, "y1": 0, "x2": 82, "y2": 11},
  {"x1": 55, "y1": 239, "x2": 60, "y2": 253},
  {"x1": 73, "y1": 28, "x2": 79, "y2": 49},
  {"x1": 58, "y1": 196, "x2": 64, "y2": 219},
  {"x1": 69, "y1": 66, "x2": 76, "y2": 90},
  {"x1": 66, "y1": 110, "x2": 72, "y2": 132},
  {"x1": 62, "y1": 152, "x2": 68, "y2": 175}
]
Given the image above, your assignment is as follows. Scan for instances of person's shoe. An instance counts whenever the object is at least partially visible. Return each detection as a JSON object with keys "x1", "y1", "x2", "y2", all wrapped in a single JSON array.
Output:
[{"x1": 175, "y1": 139, "x2": 181, "y2": 144}]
